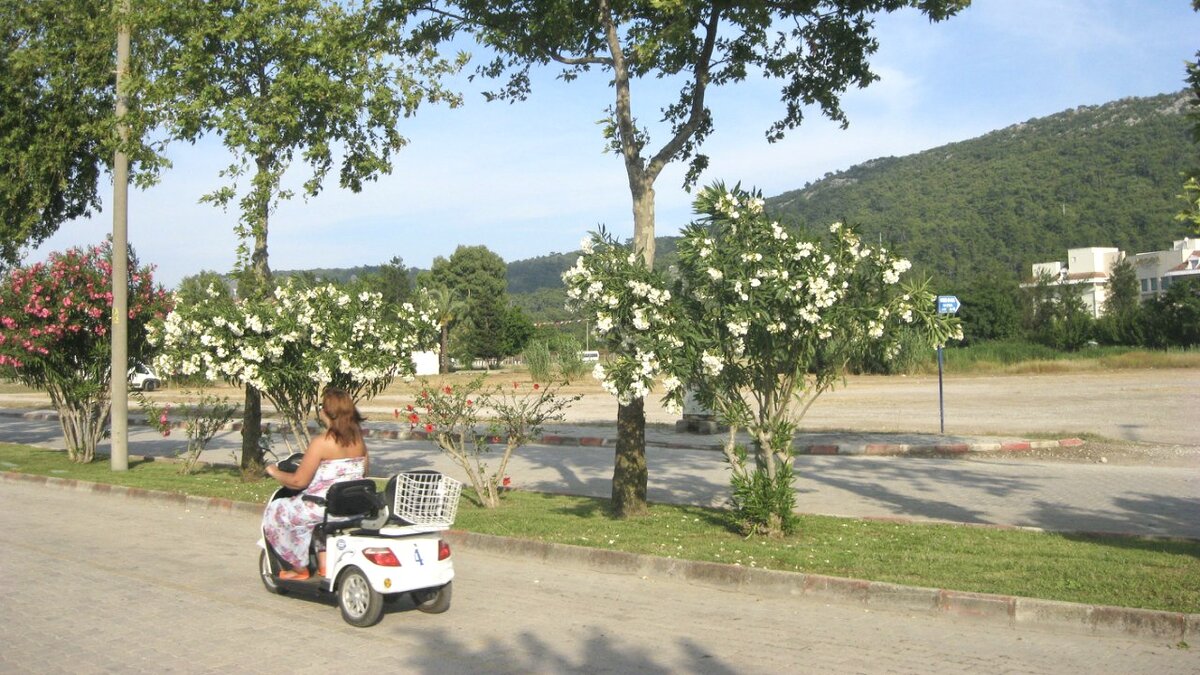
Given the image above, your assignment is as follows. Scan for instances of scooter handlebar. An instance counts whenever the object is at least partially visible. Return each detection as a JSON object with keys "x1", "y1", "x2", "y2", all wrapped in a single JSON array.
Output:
[{"x1": 275, "y1": 452, "x2": 306, "y2": 474}]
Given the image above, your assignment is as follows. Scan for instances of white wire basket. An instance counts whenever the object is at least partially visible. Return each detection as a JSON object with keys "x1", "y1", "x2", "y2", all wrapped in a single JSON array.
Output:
[{"x1": 390, "y1": 471, "x2": 462, "y2": 527}]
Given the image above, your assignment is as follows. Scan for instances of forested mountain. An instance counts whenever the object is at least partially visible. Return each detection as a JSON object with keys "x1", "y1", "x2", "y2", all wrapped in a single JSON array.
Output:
[
  {"x1": 265, "y1": 91, "x2": 1195, "y2": 322},
  {"x1": 766, "y1": 91, "x2": 1195, "y2": 284}
]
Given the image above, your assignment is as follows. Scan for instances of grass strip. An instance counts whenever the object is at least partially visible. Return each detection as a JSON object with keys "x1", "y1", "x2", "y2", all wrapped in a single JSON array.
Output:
[{"x1": 2, "y1": 443, "x2": 1197, "y2": 614}]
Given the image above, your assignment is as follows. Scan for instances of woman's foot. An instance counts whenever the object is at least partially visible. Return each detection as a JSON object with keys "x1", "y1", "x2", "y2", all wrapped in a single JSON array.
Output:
[{"x1": 278, "y1": 568, "x2": 310, "y2": 581}]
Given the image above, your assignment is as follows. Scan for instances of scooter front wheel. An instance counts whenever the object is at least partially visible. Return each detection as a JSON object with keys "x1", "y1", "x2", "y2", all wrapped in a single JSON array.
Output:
[
  {"x1": 259, "y1": 550, "x2": 287, "y2": 595},
  {"x1": 338, "y1": 566, "x2": 384, "y2": 627}
]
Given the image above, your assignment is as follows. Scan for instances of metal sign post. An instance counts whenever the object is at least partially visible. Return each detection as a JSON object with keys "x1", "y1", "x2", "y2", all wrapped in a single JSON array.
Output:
[{"x1": 935, "y1": 295, "x2": 960, "y2": 434}]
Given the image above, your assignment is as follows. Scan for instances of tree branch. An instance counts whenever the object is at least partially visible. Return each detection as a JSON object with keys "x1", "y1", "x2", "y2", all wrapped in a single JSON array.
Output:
[{"x1": 645, "y1": 5, "x2": 720, "y2": 182}]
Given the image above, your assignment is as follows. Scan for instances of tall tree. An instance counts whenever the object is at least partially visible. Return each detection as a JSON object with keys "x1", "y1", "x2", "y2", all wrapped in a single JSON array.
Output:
[
  {"x1": 1096, "y1": 258, "x2": 1141, "y2": 346},
  {"x1": 425, "y1": 285, "x2": 466, "y2": 373},
  {"x1": 429, "y1": 245, "x2": 514, "y2": 364},
  {"x1": 1177, "y1": 0, "x2": 1200, "y2": 234},
  {"x1": 0, "y1": 0, "x2": 166, "y2": 267},
  {"x1": 423, "y1": 0, "x2": 969, "y2": 515},
  {"x1": 364, "y1": 255, "x2": 413, "y2": 308},
  {"x1": 142, "y1": 0, "x2": 464, "y2": 470}
]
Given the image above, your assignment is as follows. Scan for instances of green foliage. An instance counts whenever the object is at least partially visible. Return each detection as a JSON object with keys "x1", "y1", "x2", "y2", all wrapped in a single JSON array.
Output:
[
  {"x1": 175, "y1": 270, "x2": 236, "y2": 305},
  {"x1": 446, "y1": 0, "x2": 966, "y2": 188},
  {"x1": 1178, "y1": 27, "x2": 1200, "y2": 234},
  {"x1": 430, "y1": 245, "x2": 530, "y2": 362},
  {"x1": 728, "y1": 445, "x2": 798, "y2": 537},
  {"x1": 522, "y1": 334, "x2": 587, "y2": 382},
  {"x1": 0, "y1": 243, "x2": 172, "y2": 462},
  {"x1": 140, "y1": 0, "x2": 466, "y2": 271},
  {"x1": 360, "y1": 256, "x2": 413, "y2": 308},
  {"x1": 1095, "y1": 258, "x2": 1143, "y2": 345},
  {"x1": 134, "y1": 390, "x2": 238, "y2": 475},
  {"x1": 1142, "y1": 277, "x2": 1200, "y2": 347},
  {"x1": 413, "y1": 377, "x2": 580, "y2": 508},
  {"x1": 957, "y1": 268, "x2": 1025, "y2": 344},
  {"x1": 1024, "y1": 274, "x2": 1095, "y2": 352},
  {"x1": 0, "y1": 1, "x2": 168, "y2": 266},
  {"x1": 151, "y1": 279, "x2": 438, "y2": 448},
  {"x1": 553, "y1": 336, "x2": 588, "y2": 382},
  {"x1": 522, "y1": 339, "x2": 553, "y2": 382},
  {"x1": 768, "y1": 92, "x2": 1194, "y2": 284},
  {"x1": 564, "y1": 181, "x2": 961, "y2": 536}
]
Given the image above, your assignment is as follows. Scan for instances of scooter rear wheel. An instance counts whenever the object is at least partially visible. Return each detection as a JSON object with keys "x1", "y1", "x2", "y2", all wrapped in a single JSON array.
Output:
[
  {"x1": 411, "y1": 581, "x2": 452, "y2": 614},
  {"x1": 338, "y1": 566, "x2": 384, "y2": 627},
  {"x1": 259, "y1": 550, "x2": 287, "y2": 595}
]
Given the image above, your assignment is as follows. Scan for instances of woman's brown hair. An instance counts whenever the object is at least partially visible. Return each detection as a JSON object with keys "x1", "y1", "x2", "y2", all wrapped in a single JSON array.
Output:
[{"x1": 321, "y1": 387, "x2": 364, "y2": 447}]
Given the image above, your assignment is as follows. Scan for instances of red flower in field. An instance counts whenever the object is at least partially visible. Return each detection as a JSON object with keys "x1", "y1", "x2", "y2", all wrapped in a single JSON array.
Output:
[
  {"x1": 513, "y1": 381, "x2": 519, "y2": 389},
  {"x1": 162, "y1": 429, "x2": 170, "y2": 437},
  {"x1": 408, "y1": 413, "x2": 419, "y2": 424},
  {"x1": 443, "y1": 385, "x2": 452, "y2": 394},
  {"x1": 393, "y1": 408, "x2": 399, "y2": 419},
  {"x1": 466, "y1": 399, "x2": 473, "y2": 406},
  {"x1": 533, "y1": 383, "x2": 540, "y2": 390},
  {"x1": 502, "y1": 476, "x2": 512, "y2": 487},
  {"x1": 424, "y1": 423, "x2": 434, "y2": 433},
  {"x1": 405, "y1": 404, "x2": 414, "y2": 412}
]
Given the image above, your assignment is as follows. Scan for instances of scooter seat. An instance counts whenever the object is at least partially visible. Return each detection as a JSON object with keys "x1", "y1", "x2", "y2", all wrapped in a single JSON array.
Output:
[{"x1": 305, "y1": 479, "x2": 384, "y2": 536}]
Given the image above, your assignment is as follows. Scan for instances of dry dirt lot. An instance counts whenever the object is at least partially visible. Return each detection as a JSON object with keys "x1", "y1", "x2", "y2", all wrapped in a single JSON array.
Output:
[{"x1": 2, "y1": 367, "x2": 1195, "y2": 465}]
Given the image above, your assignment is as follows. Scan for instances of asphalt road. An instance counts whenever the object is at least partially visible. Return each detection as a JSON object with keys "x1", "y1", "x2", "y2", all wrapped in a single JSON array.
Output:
[
  {"x1": 3, "y1": 415, "x2": 1197, "y2": 539},
  {"x1": 2, "y1": 480, "x2": 1196, "y2": 674}
]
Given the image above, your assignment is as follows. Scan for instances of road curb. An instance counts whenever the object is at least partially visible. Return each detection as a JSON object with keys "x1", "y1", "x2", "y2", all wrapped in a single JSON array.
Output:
[
  {"x1": 445, "y1": 529, "x2": 1198, "y2": 643},
  {"x1": 3, "y1": 469, "x2": 1194, "y2": 644},
  {"x1": 0, "y1": 407, "x2": 1084, "y2": 456}
]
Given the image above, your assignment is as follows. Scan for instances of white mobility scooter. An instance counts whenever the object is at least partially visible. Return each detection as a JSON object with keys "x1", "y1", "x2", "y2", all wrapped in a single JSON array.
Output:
[{"x1": 258, "y1": 454, "x2": 462, "y2": 627}]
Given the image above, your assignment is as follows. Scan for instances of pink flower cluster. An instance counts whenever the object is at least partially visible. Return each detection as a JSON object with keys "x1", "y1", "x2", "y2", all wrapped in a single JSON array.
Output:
[{"x1": 0, "y1": 244, "x2": 173, "y2": 378}]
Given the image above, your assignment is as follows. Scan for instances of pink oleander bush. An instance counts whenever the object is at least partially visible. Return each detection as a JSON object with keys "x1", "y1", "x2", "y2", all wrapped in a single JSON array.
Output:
[{"x1": 0, "y1": 243, "x2": 172, "y2": 462}]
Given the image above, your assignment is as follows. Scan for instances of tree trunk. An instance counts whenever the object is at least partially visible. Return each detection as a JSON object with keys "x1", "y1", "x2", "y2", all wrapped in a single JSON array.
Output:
[
  {"x1": 240, "y1": 386, "x2": 263, "y2": 471},
  {"x1": 239, "y1": 157, "x2": 273, "y2": 473},
  {"x1": 612, "y1": 397, "x2": 648, "y2": 517},
  {"x1": 609, "y1": 184, "x2": 656, "y2": 516},
  {"x1": 439, "y1": 325, "x2": 450, "y2": 374}
]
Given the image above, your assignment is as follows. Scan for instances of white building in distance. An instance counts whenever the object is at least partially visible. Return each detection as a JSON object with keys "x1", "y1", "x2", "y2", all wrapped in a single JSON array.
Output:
[
  {"x1": 1028, "y1": 237, "x2": 1200, "y2": 317},
  {"x1": 1131, "y1": 237, "x2": 1200, "y2": 300}
]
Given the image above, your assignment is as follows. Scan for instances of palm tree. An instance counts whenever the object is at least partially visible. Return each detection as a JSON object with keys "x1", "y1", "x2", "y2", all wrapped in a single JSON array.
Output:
[{"x1": 427, "y1": 286, "x2": 466, "y2": 374}]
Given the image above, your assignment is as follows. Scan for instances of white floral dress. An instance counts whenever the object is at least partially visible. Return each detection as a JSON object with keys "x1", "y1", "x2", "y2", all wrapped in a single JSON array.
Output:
[{"x1": 262, "y1": 456, "x2": 366, "y2": 569}]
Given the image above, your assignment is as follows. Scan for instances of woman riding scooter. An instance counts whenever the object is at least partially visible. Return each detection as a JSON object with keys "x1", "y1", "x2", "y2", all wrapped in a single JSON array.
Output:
[{"x1": 263, "y1": 387, "x2": 368, "y2": 580}]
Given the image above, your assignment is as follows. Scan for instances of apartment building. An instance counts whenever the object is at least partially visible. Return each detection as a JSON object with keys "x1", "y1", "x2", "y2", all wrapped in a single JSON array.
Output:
[
  {"x1": 1029, "y1": 247, "x2": 1122, "y2": 318},
  {"x1": 1028, "y1": 237, "x2": 1200, "y2": 317},
  {"x1": 1130, "y1": 237, "x2": 1200, "y2": 300}
]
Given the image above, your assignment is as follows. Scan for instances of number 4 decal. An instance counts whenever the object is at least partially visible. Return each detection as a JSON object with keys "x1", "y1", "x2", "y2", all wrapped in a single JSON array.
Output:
[{"x1": 412, "y1": 543, "x2": 425, "y2": 566}]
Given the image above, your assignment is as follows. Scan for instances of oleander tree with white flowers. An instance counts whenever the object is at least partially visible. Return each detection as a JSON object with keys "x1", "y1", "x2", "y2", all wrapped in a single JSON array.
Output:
[
  {"x1": 562, "y1": 228, "x2": 682, "y2": 512},
  {"x1": 151, "y1": 279, "x2": 438, "y2": 455},
  {"x1": 565, "y1": 182, "x2": 961, "y2": 536}
]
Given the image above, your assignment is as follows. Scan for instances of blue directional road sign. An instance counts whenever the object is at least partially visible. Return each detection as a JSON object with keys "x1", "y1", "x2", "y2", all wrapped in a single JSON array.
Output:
[{"x1": 936, "y1": 295, "x2": 961, "y2": 314}]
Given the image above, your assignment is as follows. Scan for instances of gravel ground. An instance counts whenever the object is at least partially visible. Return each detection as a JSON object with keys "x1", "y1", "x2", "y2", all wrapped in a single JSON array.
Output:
[{"x1": 3, "y1": 367, "x2": 1196, "y2": 467}]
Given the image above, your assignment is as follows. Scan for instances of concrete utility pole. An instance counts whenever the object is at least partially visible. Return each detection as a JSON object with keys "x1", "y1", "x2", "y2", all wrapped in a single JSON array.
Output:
[{"x1": 109, "y1": 4, "x2": 131, "y2": 471}]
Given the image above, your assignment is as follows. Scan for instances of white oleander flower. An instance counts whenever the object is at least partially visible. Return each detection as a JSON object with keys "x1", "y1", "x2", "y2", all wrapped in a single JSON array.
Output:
[{"x1": 701, "y1": 352, "x2": 724, "y2": 376}]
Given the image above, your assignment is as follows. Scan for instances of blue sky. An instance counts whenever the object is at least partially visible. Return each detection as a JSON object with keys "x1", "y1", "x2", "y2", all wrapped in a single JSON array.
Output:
[{"x1": 30, "y1": 0, "x2": 1200, "y2": 289}]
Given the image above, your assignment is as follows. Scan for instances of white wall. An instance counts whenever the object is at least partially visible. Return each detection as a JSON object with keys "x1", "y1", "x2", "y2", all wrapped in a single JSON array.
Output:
[{"x1": 412, "y1": 351, "x2": 439, "y2": 376}]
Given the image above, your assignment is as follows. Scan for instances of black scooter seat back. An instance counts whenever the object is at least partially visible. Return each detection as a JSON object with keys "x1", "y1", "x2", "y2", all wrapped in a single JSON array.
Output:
[{"x1": 324, "y1": 479, "x2": 381, "y2": 519}]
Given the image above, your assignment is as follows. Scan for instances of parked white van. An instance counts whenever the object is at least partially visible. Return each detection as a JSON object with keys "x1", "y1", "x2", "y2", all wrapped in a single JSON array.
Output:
[{"x1": 128, "y1": 362, "x2": 161, "y2": 391}]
